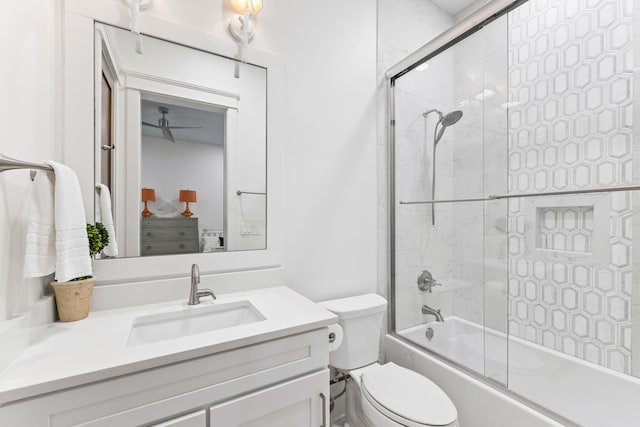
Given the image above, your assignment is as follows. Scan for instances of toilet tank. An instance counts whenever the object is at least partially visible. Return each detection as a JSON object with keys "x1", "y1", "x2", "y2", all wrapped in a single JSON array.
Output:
[{"x1": 319, "y1": 294, "x2": 387, "y2": 370}]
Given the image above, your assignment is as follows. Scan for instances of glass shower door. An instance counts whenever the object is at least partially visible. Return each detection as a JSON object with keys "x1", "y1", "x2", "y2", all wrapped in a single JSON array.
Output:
[{"x1": 391, "y1": 14, "x2": 509, "y2": 386}]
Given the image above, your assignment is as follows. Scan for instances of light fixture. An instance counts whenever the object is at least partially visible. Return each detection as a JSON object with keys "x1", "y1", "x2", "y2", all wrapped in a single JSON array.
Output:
[
  {"x1": 125, "y1": 0, "x2": 153, "y2": 53},
  {"x1": 231, "y1": 0, "x2": 263, "y2": 16},
  {"x1": 141, "y1": 187, "x2": 155, "y2": 217},
  {"x1": 179, "y1": 190, "x2": 197, "y2": 217},
  {"x1": 228, "y1": 0, "x2": 263, "y2": 63}
]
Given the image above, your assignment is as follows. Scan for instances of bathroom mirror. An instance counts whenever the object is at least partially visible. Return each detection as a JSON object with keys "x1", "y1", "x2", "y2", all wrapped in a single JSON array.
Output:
[{"x1": 94, "y1": 23, "x2": 267, "y2": 258}]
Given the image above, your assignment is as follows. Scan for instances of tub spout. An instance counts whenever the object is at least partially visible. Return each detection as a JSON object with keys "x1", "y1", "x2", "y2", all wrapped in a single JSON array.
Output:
[{"x1": 422, "y1": 304, "x2": 444, "y2": 322}]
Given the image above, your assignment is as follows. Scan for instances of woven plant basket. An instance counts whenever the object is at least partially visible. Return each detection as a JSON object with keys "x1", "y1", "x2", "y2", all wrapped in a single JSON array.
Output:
[{"x1": 51, "y1": 277, "x2": 95, "y2": 322}]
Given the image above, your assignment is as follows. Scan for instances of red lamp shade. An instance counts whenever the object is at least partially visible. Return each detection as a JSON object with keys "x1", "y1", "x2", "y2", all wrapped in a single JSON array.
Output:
[
  {"x1": 179, "y1": 190, "x2": 197, "y2": 203},
  {"x1": 179, "y1": 189, "x2": 197, "y2": 217},
  {"x1": 141, "y1": 188, "x2": 156, "y2": 202},
  {"x1": 141, "y1": 188, "x2": 155, "y2": 218}
]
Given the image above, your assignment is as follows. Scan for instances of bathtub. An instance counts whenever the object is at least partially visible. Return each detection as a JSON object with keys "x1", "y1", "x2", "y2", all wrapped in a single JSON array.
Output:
[{"x1": 395, "y1": 317, "x2": 640, "y2": 427}]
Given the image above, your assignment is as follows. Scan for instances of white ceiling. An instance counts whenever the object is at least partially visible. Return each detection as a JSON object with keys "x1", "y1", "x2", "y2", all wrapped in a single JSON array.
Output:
[
  {"x1": 141, "y1": 100, "x2": 225, "y2": 146},
  {"x1": 430, "y1": 0, "x2": 481, "y2": 16}
]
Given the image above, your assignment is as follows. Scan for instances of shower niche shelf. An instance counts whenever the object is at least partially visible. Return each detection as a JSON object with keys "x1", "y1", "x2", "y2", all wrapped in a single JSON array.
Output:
[
  {"x1": 523, "y1": 194, "x2": 610, "y2": 264},
  {"x1": 536, "y1": 206, "x2": 594, "y2": 254}
]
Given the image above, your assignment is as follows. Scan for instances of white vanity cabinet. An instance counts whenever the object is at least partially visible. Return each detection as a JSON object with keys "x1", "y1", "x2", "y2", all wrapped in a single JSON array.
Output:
[
  {"x1": 210, "y1": 370, "x2": 327, "y2": 426},
  {"x1": 0, "y1": 329, "x2": 330, "y2": 427}
]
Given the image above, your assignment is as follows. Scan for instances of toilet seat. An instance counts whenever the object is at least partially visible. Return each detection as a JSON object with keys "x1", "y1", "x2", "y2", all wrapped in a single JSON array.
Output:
[{"x1": 360, "y1": 363, "x2": 458, "y2": 427}]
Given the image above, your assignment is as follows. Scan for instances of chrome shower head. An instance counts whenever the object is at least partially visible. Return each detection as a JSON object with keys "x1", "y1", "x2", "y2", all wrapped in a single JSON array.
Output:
[
  {"x1": 434, "y1": 110, "x2": 464, "y2": 145},
  {"x1": 441, "y1": 110, "x2": 463, "y2": 127}
]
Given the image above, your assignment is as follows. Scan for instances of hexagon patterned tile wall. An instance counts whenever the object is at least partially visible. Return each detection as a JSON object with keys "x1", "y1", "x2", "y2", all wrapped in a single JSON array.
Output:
[{"x1": 506, "y1": 0, "x2": 635, "y2": 374}]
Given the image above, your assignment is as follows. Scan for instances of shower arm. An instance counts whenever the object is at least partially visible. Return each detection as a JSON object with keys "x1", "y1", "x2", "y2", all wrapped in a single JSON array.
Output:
[{"x1": 423, "y1": 109, "x2": 443, "y2": 120}]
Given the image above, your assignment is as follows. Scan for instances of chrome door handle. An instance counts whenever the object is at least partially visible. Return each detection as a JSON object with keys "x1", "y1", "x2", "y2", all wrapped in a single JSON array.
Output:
[
  {"x1": 319, "y1": 392, "x2": 327, "y2": 427},
  {"x1": 101, "y1": 144, "x2": 115, "y2": 150}
]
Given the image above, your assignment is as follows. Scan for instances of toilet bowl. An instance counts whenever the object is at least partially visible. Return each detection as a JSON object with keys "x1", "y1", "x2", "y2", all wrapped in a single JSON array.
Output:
[
  {"x1": 319, "y1": 294, "x2": 458, "y2": 427},
  {"x1": 348, "y1": 363, "x2": 458, "y2": 427}
]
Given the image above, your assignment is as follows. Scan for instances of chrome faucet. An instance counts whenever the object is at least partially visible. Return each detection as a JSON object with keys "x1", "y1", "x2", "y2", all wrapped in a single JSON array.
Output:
[
  {"x1": 422, "y1": 304, "x2": 444, "y2": 322},
  {"x1": 188, "y1": 264, "x2": 216, "y2": 305}
]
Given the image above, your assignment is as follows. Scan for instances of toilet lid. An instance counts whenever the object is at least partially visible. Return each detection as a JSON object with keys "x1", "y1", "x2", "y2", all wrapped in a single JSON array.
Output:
[{"x1": 361, "y1": 363, "x2": 457, "y2": 426}]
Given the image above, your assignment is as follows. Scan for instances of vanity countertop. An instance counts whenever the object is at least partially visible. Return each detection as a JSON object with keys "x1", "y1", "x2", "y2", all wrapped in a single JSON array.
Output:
[{"x1": 0, "y1": 286, "x2": 336, "y2": 405}]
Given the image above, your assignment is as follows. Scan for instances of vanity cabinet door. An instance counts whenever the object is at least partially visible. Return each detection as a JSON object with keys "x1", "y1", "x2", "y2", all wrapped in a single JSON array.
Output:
[
  {"x1": 152, "y1": 410, "x2": 206, "y2": 427},
  {"x1": 209, "y1": 370, "x2": 329, "y2": 427}
]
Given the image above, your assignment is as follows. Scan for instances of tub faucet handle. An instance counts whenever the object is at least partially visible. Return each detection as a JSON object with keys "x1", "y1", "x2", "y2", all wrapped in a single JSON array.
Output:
[{"x1": 417, "y1": 270, "x2": 441, "y2": 292}]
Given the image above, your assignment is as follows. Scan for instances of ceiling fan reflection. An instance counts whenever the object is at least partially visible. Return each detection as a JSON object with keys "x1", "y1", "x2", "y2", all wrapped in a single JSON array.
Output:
[{"x1": 141, "y1": 106, "x2": 204, "y2": 143}]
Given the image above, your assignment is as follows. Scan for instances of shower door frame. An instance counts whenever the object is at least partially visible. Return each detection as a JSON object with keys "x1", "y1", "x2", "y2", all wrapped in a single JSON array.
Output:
[{"x1": 385, "y1": 0, "x2": 578, "y2": 425}]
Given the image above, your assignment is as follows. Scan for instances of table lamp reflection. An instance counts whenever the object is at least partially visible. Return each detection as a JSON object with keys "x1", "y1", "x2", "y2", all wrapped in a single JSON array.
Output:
[
  {"x1": 141, "y1": 188, "x2": 155, "y2": 217},
  {"x1": 179, "y1": 189, "x2": 197, "y2": 217}
]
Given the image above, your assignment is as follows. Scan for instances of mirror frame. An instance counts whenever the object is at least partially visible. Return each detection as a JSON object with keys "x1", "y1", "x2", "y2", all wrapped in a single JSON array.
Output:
[
  {"x1": 63, "y1": 0, "x2": 284, "y2": 283},
  {"x1": 96, "y1": 23, "x2": 267, "y2": 257}
]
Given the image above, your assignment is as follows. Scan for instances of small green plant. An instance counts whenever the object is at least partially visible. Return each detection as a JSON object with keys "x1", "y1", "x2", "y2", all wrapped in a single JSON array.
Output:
[
  {"x1": 87, "y1": 222, "x2": 109, "y2": 256},
  {"x1": 70, "y1": 223, "x2": 109, "y2": 281}
]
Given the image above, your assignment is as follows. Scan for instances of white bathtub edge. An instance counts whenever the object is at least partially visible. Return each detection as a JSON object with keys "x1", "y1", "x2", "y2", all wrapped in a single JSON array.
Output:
[{"x1": 384, "y1": 334, "x2": 569, "y2": 427}]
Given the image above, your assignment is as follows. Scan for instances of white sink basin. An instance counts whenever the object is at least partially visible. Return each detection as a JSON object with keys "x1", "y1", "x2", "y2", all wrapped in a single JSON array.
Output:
[{"x1": 127, "y1": 301, "x2": 265, "y2": 346}]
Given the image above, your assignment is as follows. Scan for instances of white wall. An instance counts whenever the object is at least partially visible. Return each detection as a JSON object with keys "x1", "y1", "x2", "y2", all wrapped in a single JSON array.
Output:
[
  {"x1": 0, "y1": 0, "x2": 60, "y2": 321},
  {"x1": 271, "y1": 2, "x2": 378, "y2": 301}
]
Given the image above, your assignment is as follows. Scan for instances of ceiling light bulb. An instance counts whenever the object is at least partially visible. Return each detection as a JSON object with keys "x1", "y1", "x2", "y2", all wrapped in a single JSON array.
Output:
[{"x1": 230, "y1": 0, "x2": 263, "y2": 15}]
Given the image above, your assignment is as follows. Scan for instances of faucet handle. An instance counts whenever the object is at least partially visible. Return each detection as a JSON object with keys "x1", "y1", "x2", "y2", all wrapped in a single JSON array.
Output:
[
  {"x1": 417, "y1": 270, "x2": 441, "y2": 292},
  {"x1": 197, "y1": 288, "x2": 217, "y2": 301}
]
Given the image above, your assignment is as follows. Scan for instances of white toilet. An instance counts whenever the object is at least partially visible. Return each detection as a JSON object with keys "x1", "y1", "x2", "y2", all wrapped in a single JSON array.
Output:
[{"x1": 320, "y1": 294, "x2": 459, "y2": 427}]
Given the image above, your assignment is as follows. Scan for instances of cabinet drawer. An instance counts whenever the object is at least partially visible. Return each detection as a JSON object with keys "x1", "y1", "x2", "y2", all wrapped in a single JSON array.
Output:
[
  {"x1": 142, "y1": 240, "x2": 198, "y2": 255},
  {"x1": 142, "y1": 227, "x2": 196, "y2": 241},
  {"x1": 142, "y1": 218, "x2": 198, "y2": 228}
]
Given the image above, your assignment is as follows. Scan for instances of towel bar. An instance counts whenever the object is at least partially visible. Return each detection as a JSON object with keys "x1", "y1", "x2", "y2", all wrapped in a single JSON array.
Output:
[
  {"x1": 0, "y1": 153, "x2": 54, "y2": 181},
  {"x1": 0, "y1": 153, "x2": 54, "y2": 173}
]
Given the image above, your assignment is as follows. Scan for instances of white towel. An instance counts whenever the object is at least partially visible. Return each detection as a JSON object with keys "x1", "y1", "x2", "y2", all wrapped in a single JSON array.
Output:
[
  {"x1": 44, "y1": 161, "x2": 92, "y2": 282},
  {"x1": 23, "y1": 171, "x2": 56, "y2": 278},
  {"x1": 95, "y1": 183, "x2": 118, "y2": 257}
]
